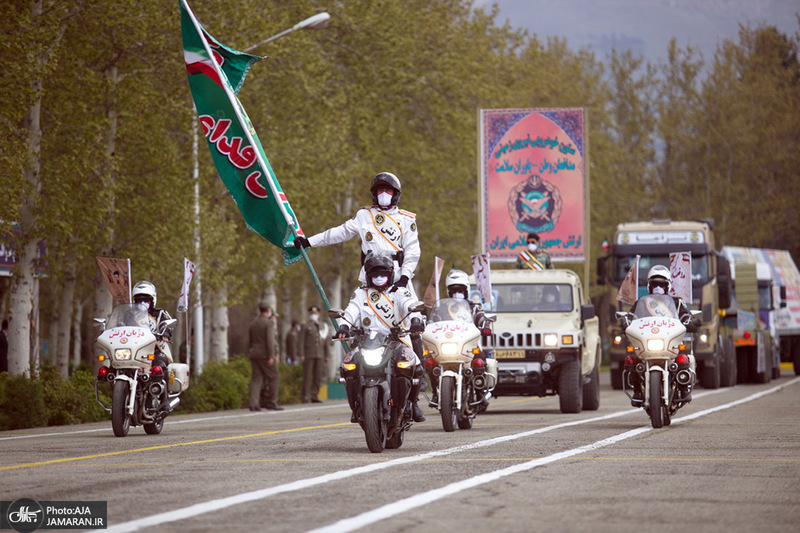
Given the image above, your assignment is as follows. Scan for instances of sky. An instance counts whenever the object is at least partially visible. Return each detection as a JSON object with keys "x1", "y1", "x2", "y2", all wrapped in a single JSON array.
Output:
[{"x1": 477, "y1": 0, "x2": 799, "y2": 64}]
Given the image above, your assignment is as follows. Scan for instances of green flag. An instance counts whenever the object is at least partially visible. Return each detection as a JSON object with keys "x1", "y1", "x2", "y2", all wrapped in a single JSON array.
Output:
[{"x1": 180, "y1": 0, "x2": 304, "y2": 265}]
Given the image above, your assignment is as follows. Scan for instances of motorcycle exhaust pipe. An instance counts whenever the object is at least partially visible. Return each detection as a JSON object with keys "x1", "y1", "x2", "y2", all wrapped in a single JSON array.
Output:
[
  {"x1": 473, "y1": 374, "x2": 486, "y2": 389},
  {"x1": 168, "y1": 397, "x2": 181, "y2": 411},
  {"x1": 676, "y1": 369, "x2": 694, "y2": 386}
]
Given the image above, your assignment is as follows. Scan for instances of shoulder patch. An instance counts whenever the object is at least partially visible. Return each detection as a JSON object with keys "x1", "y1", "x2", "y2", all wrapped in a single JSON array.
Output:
[{"x1": 398, "y1": 209, "x2": 416, "y2": 218}]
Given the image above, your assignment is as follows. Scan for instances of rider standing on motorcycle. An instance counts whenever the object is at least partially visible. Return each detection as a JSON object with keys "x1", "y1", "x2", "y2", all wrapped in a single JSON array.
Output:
[
  {"x1": 132, "y1": 281, "x2": 174, "y2": 412},
  {"x1": 336, "y1": 252, "x2": 427, "y2": 423},
  {"x1": 627, "y1": 265, "x2": 696, "y2": 405},
  {"x1": 426, "y1": 269, "x2": 492, "y2": 407},
  {"x1": 293, "y1": 172, "x2": 420, "y2": 297}
]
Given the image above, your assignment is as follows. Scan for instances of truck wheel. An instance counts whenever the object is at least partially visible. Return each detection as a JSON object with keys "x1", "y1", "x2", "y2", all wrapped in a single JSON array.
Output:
[
  {"x1": 720, "y1": 337, "x2": 737, "y2": 387},
  {"x1": 559, "y1": 359, "x2": 583, "y2": 414},
  {"x1": 793, "y1": 339, "x2": 800, "y2": 376},
  {"x1": 610, "y1": 366, "x2": 623, "y2": 390},
  {"x1": 582, "y1": 357, "x2": 600, "y2": 411},
  {"x1": 737, "y1": 347, "x2": 752, "y2": 383},
  {"x1": 700, "y1": 360, "x2": 720, "y2": 389},
  {"x1": 753, "y1": 345, "x2": 772, "y2": 384}
]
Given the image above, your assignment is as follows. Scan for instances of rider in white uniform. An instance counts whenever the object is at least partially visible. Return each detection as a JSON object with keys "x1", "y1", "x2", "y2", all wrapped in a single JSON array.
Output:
[
  {"x1": 294, "y1": 172, "x2": 420, "y2": 295},
  {"x1": 337, "y1": 252, "x2": 427, "y2": 423}
]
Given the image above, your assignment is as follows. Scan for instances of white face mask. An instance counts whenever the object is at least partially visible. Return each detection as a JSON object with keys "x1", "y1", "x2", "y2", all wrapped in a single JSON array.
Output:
[
  {"x1": 371, "y1": 275, "x2": 389, "y2": 288},
  {"x1": 527, "y1": 243, "x2": 538, "y2": 252},
  {"x1": 310, "y1": 313, "x2": 319, "y2": 322},
  {"x1": 377, "y1": 191, "x2": 393, "y2": 207},
  {"x1": 452, "y1": 292, "x2": 465, "y2": 300},
  {"x1": 652, "y1": 286, "x2": 666, "y2": 295}
]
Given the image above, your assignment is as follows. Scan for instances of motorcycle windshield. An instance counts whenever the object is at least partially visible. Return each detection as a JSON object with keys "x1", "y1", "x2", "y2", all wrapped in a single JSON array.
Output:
[
  {"x1": 631, "y1": 294, "x2": 679, "y2": 319},
  {"x1": 430, "y1": 298, "x2": 473, "y2": 323},
  {"x1": 106, "y1": 304, "x2": 152, "y2": 329}
]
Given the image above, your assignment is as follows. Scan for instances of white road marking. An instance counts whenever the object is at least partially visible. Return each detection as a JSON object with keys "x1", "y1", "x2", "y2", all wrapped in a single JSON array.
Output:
[
  {"x1": 309, "y1": 377, "x2": 800, "y2": 533},
  {"x1": 96, "y1": 384, "x2": 763, "y2": 533}
]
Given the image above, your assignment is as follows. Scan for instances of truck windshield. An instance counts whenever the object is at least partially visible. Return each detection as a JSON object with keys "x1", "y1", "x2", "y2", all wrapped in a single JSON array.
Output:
[
  {"x1": 493, "y1": 284, "x2": 573, "y2": 313},
  {"x1": 613, "y1": 254, "x2": 710, "y2": 285}
]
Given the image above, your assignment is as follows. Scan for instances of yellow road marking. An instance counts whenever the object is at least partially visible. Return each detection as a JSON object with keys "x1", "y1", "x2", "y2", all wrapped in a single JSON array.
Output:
[{"x1": 0, "y1": 422, "x2": 349, "y2": 471}]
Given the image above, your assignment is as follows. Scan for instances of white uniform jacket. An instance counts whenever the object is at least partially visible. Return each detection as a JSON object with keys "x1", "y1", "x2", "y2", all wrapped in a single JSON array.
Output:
[
  {"x1": 308, "y1": 206, "x2": 420, "y2": 285},
  {"x1": 343, "y1": 286, "x2": 423, "y2": 357}
]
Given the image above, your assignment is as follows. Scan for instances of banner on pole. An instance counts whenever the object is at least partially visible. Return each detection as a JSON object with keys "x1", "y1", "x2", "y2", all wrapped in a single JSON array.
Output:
[
  {"x1": 471, "y1": 253, "x2": 493, "y2": 307},
  {"x1": 180, "y1": 0, "x2": 304, "y2": 265},
  {"x1": 96, "y1": 257, "x2": 131, "y2": 304},
  {"x1": 423, "y1": 257, "x2": 445, "y2": 307},
  {"x1": 669, "y1": 252, "x2": 692, "y2": 304},
  {"x1": 177, "y1": 258, "x2": 196, "y2": 313},
  {"x1": 616, "y1": 255, "x2": 639, "y2": 306}
]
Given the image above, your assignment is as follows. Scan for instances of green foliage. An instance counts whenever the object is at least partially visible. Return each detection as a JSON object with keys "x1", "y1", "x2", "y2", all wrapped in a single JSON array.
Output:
[
  {"x1": 0, "y1": 367, "x2": 110, "y2": 431},
  {"x1": 0, "y1": 373, "x2": 48, "y2": 430}
]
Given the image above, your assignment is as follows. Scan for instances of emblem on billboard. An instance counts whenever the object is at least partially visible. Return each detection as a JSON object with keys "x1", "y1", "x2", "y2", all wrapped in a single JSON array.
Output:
[{"x1": 508, "y1": 174, "x2": 561, "y2": 234}]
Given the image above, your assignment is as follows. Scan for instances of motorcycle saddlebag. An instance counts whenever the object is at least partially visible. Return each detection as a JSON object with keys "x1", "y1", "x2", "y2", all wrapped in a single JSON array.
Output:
[{"x1": 168, "y1": 363, "x2": 190, "y2": 393}]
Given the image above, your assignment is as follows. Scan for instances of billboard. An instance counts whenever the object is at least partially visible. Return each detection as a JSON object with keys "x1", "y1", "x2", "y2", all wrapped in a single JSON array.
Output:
[{"x1": 479, "y1": 108, "x2": 586, "y2": 262}]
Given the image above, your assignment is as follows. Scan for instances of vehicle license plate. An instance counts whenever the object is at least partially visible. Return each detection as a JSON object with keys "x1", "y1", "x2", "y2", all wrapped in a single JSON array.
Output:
[{"x1": 496, "y1": 350, "x2": 526, "y2": 359}]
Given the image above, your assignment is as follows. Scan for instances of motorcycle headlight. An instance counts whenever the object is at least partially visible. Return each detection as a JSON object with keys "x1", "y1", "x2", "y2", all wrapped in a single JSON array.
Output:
[
  {"x1": 440, "y1": 342, "x2": 459, "y2": 355},
  {"x1": 543, "y1": 334, "x2": 558, "y2": 347},
  {"x1": 361, "y1": 348, "x2": 384, "y2": 367},
  {"x1": 646, "y1": 339, "x2": 665, "y2": 352},
  {"x1": 114, "y1": 348, "x2": 132, "y2": 360}
]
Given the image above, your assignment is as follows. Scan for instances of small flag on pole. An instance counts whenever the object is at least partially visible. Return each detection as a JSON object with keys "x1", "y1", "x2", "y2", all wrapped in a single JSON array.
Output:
[
  {"x1": 471, "y1": 253, "x2": 493, "y2": 307},
  {"x1": 616, "y1": 255, "x2": 639, "y2": 305},
  {"x1": 423, "y1": 257, "x2": 445, "y2": 307},
  {"x1": 96, "y1": 257, "x2": 131, "y2": 303},
  {"x1": 669, "y1": 252, "x2": 692, "y2": 303},
  {"x1": 177, "y1": 258, "x2": 196, "y2": 313}
]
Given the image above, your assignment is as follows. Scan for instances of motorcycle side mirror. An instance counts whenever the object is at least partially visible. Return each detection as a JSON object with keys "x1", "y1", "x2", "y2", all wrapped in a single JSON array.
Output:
[
  {"x1": 328, "y1": 308, "x2": 345, "y2": 319},
  {"x1": 93, "y1": 318, "x2": 106, "y2": 328},
  {"x1": 690, "y1": 310, "x2": 702, "y2": 318},
  {"x1": 164, "y1": 318, "x2": 178, "y2": 328},
  {"x1": 615, "y1": 311, "x2": 631, "y2": 327},
  {"x1": 483, "y1": 313, "x2": 497, "y2": 323}
]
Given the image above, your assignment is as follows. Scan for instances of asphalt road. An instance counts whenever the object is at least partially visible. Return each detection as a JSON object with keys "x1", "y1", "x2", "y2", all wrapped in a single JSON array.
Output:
[{"x1": 2, "y1": 370, "x2": 799, "y2": 533}]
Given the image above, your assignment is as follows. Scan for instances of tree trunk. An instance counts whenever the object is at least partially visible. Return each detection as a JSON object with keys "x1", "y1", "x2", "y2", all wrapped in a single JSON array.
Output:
[
  {"x1": 208, "y1": 285, "x2": 229, "y2": 362},
  {"x1": 56, "y1": 266, "x2": 76, "y2": 377},
  {"x1": 71, "y1": 299, "x2": 84, "y2": 370}
]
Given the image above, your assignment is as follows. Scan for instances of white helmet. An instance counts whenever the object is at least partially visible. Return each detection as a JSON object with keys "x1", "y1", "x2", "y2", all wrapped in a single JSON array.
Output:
[
  {"x1": 445, "y1": 269, "x2": 470, "y2": 297},
  {"x1": 132, "y1": 280, "x2": 157, "y2": 309},
  {"x1": 647, "y1": 265, "x2": 671, "y2": 294}
]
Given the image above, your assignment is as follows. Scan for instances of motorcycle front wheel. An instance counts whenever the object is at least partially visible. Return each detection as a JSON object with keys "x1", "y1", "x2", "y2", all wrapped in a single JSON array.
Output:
[
  {"x1": 363, "y1": 387, "x2": 386, "y2": 453},
  {"x1": 649, "y1": 370, "x2": 665, "y2": 429},
  {"x1": 111, "y1": 380, "x2": 131, "y2": 437},
  {"x1": 440, "y1": 375, "x2": 457, "y2": 432}
]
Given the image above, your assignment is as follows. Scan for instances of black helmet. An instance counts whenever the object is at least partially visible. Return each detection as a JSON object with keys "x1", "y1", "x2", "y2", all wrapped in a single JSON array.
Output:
[
  {"x1": 364, "y1": 252, "x2": 394, "y2": 289},
  {"x1": 370, "y1": 172, "x2": 401, "y2": 208}
]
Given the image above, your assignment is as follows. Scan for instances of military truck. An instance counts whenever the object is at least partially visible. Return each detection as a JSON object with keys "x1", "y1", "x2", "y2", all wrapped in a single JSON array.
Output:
[
  {"x1": 475, "y1": 269, "x2": 601, "y2": 414},
  {"x1": 721, "y1": 246, "x2": 800, "y2": 375},
  {"x1": 596, "y1": 219, "x2": 735, "y2": 390},
  {"x1": 719, "y1": 257, "x2": 784, "y2": 383}
]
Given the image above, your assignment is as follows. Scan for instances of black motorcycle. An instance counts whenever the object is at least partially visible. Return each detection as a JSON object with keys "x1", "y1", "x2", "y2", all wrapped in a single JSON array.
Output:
[{"x1": 331, "y1": 305, "x2": 424, "y2": 453}]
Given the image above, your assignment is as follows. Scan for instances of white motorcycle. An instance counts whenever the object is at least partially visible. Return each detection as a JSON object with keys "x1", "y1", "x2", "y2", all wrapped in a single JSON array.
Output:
[
  {"x1": 422, "y1": 298, "x2": 497, "y2": 432},
  {"x1": 94, "y1": 304, "x2": 189, "y2": 437},
  {"x1": 617, "y1": 294, "x2": 698, "y2": 428}
]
